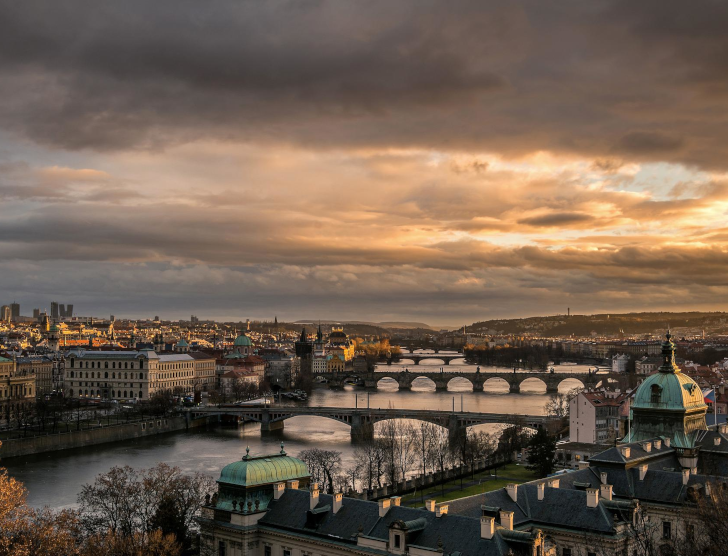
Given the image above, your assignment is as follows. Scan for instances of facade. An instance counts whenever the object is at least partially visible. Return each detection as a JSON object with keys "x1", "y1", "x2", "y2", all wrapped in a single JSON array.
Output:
[
  {"x1": 569, "y1": 390, "x2": 629, "y2": 444},
  {"x1": 199, "y1": 447, "x2": 546, "y2": 556},
  {"x1": 189, "y1": 351, "x2": 217, "y2": 392},
  {"x1": 64, "y1": 349, "x2": 197, "y2": 400},
  {"x1": 611, "y1": 353, "x2": 629, "y2": 373},
  {"x1": 635, "y1": 356, "x2": 661, "y2": 375},
  {"x1": 0, "y1": 355, "x2": 35, "y2": 424},
  {"x1": 16, "y1": 355, "x2": 53, "y2": 397}
]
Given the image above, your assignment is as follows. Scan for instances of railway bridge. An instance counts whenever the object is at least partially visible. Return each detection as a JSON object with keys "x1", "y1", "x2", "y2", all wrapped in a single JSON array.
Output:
[{"x1": 184, "y1": 405, "x2": 559, "y2": 439}]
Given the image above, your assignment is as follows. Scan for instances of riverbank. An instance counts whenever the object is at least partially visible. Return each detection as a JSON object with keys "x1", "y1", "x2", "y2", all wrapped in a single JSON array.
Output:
[{"x1": 0, "y1": 414, "x2": 210, "y2": 460}]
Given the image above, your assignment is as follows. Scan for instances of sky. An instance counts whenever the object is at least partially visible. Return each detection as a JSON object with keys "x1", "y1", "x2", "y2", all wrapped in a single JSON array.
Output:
[{"x1": 1, "y1": 1, "x2": 728, "y2": 327}]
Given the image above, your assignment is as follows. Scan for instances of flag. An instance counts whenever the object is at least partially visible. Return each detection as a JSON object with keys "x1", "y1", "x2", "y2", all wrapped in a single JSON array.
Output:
[{"x1": 703, "y1": 388, "x2": 715, "y2": 404}]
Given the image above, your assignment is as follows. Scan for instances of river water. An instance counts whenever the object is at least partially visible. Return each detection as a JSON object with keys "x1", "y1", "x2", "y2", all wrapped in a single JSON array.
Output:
[{"x1": 4, "y1": 357, "x2": 593, "y2": 510}]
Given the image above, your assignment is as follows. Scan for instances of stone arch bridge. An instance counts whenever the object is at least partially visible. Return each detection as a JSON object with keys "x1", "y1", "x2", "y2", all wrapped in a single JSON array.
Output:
[
  {"x1": 320, "y1": 370, "x2": 624, "y2": 393},
  {"x1": 386, "y1": 353, "x2": 466, "y2": 365},
  {"x1": 185, "y1": 406, "x2": 558, "y2": 440}
]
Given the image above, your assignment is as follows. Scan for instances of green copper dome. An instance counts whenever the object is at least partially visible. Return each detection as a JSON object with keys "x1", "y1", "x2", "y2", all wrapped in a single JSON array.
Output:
[
  {"x1": 632, "y1": 332, "x2": 706, "y2": 412},
  {"x1": 177, "y1": 338, "x2": 188, "y2": 347},
  {"x1": 218, "y1": 446, "x2": 310, "y2": 488},
  {"x1": 626, "y1": 332, "x2": 707, "y2": 446},
  {"x1": 233, "y1": 334, "x2": 253, "y2": 347}
]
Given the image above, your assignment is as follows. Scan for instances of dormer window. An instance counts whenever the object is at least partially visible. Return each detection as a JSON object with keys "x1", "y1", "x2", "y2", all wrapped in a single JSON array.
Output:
[
  {"x1": 394, "y1": 534, "x2": 401, "y2": 549},
  {"x1": 651, "y1": 385, "x2": 662, "y2": 404}
]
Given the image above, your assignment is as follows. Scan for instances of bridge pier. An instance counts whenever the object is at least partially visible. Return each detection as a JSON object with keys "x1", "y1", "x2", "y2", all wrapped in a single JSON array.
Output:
[
  {"x1": 443, "y1": 359, "x2": 451, "y2": 365},
  {"x1": 448, "y1": 415, "x2": 465, "y2": 442},
  {"x1": 413, "y1": 359, "x2": 420, "y2": 365},
  {"x1": 260, "y1": 409, "x2": 284, "y2": 434},
  {"x1": 350, "y1": 413, "x2": 374, "y2": 440},
  {"x1": 545, "y1": 383, "x2": 560, "y2": 394},
  {"x1": 434, "y1": 381, "x2": 449, "y2": 391},
  {"x1": 509, "y1": 383, "x2": 520, "y2": 394}
]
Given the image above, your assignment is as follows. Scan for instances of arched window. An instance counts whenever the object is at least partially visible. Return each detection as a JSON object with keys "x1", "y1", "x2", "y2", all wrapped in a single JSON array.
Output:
[
  {"x1": 651, "y1": 384, "x2": 662, "y2": 404},
  {"x1": 139, "y1": 372, "x2": 143, "y2": 379},
  {"x1": 112, "y1": 372, "x2": 116, "y2": 379},
  {"x1": 111, "y1": 390, "x2": 115, "y2": 397},
  {"x1": 105, "y1": 362, "x2": 109, "y2": 369},
  {"x1": 125, "y1": 373, "x2": 128, "y2": 379},
  {"x1": 105, "y1": 372, "x2": 108, "y2": 379},
  {"x1": 70, "y1": 371, "x2": 74, "y2": 378},
  {"x1": 123, "y1": 391, "x2": 128, "y2": 398},
  {"x1": 139, "y1": 391, "x2": 143, "y2": 399},
  {"x1": 85, "y1": 372, "x2": 88, "y2": 378},
  {"x1": 69, "y1": 389, "x2": 74, "y2": 397},
  {"x1": 140, "y1": 360, "x2": 145, "y2": 369},
  {"x1": 70, "y1": 359, "x2": 75, "y2": 368}
]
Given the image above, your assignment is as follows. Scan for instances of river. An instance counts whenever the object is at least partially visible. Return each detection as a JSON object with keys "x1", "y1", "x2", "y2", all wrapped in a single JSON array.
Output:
[{"x1": 3, "y1": 358, "x2": 592, "y2": 510}]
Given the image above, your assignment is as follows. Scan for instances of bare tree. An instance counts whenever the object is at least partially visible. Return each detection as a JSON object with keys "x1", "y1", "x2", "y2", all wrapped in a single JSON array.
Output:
[
  {"x1": 353, "y1": 439, "x2": 386, "y2": 490},
  {"x1": 297, "y1": 449, "x2": 342, "y2": 494}
]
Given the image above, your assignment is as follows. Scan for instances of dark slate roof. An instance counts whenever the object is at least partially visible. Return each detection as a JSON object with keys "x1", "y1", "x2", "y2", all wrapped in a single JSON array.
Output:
[
  {"x1": 448, "y1": 482, "x2": 619, "y2": 534},
  {"x1": 260, "y1": 490, "x2": 534, "y2": 556},
  {"x1": 588, "y1": 438, "x2": 674, "y2": 466}
]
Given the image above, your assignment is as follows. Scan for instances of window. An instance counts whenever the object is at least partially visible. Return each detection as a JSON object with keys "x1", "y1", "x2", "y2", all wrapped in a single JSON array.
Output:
[
  {"x1": 283, "y1": 550, "x2": 291, "y2": 556},
  {"x1": 686, "y1": 523, "x2": 694, "y2": 541},
  {"x1": 264, "y1": 547, "x2": 271, "y2": 556},
  {"x1": 394, "y1": 534, "x2": 401, "y2": 549},
  {"x1": 663, "y1": 521, "x2": 671, "y2": 539},
  {"x1": 563, "y1": 550, "x2": 572, "y2": 556},
  {"x1": 218, "y1": 541, "x2": 226, "y2": 556},
  {"x1": 651, "y1": 385, "x2": 662, "y2": 404}
]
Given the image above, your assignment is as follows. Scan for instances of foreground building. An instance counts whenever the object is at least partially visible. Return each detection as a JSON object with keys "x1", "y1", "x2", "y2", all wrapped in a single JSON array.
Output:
[{"x1": 199, "y1": 446, "x2": 547, "y2": 556}]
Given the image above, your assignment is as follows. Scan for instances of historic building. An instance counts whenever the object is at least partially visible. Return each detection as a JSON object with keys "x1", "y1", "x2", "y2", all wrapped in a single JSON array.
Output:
[
  {"x1": 15, "y1": 355, "x2": 53, "y2": 397},
  {"x1": 0, "y1": 355, "x2": 35, "y2": 424},
  {"x1": 199, "y1": 446, "x2": 547, "y2": 556},
  {"x1": 65, "y1": 349, "x2": 201, "y2": 399}
]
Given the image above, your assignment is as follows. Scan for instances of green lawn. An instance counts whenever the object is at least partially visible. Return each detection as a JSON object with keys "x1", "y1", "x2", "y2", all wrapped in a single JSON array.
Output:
[{"x1": 402, "y1": 463, "x2": 538, "y2": 507}]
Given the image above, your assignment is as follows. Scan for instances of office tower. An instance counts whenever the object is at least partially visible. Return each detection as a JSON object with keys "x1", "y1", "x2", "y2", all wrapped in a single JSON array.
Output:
[
  {"x1": 10, "y1": 302, "x2": 20, "y2": 320},
  {"x1": 59, "y1": 304, "x2": 66, "y2": 317},
  {"x1": 0, "y1": 306, "x2": 10, "y2": 322},
  {"x1": 51, "y1": 301, "x2": 59, "y2": 319},
  {"x1": 33, "y1": 308, "x2": 40, "y2": 319},
  {"x1": 65, "y1": 304, "x2": 73, "y2": 318}
]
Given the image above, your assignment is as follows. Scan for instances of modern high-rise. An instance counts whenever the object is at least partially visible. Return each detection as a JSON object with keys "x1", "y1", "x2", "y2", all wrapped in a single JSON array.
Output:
[
  {"x1": 50, "y1": 301, "x2": 59, "y2": 320},
  {"x1": 59, "y1": 304, "x2": 66, "y2": 318},
  {"x1": 65, "y1": 304, "x2": 73, "y2": 317},
  {"x1": 0, "y1": 306, "x2": 10, "y2": 322},
  {"x1": 33, "y1": 308, "x2": 40, "y2": 319},
  {"x1": 10, "y1": 302, "x2": 20, "y2": 321}
]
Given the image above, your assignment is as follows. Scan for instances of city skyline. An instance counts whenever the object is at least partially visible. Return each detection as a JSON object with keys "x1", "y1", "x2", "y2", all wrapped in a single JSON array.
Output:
[{"x1": 2, "y1": 2, "x2": 728, "y2": 325}]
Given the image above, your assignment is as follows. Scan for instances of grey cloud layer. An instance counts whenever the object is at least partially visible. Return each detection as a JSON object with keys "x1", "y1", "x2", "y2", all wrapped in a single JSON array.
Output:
[{"x1": 1, "y1": 1, "x2": 728, "y2": 168}]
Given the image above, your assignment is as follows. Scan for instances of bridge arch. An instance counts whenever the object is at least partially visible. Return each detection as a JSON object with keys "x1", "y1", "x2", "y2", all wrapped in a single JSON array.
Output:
[
  {"x1": 483, "y1": 376, "x2": 511, "y2": 393},
  {"x1": 518, "y1": 376, "x2": 548, "y2": 393},
  {"x1": 557, "y1": 377, "x2": 586, "y2": 392},
  {"x1": 409, "y1": 376, "x2": 438, "y2": 390},
  {"x1": 375, "y1": 376, "x2": 400, "y2": 390},
  {"x1": 447, "y1": 376, "x2": 474, "y2": 391}
]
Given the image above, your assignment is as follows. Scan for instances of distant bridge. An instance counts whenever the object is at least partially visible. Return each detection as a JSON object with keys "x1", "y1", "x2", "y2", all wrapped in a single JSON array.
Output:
[
  {"x1": 387, "y1": 353, "x2": 466, "y2": 365},
  {"x1": 184, "y1": 405, "x2": 559, "y2": 439},
  {"x1": 318, "y1": 370, "x2": 623, "y2": 393}
]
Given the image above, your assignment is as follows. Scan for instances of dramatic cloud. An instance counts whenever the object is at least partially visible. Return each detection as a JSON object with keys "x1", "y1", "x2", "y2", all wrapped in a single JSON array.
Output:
[{"x1": 0, "y1": 1, "x2": 727, "y2": 324}]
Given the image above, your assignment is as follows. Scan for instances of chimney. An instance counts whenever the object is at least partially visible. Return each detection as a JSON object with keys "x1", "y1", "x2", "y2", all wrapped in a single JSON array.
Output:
[
  {"x1": 639, "y1": 464, "x2": 648, "y2": 481},
  {"x1": 499, "y1": 511, "x2": 513, "y2": 531},
  {"x1": 274, "y1": 482, "x2": 286, "y2": 500},
  {"x1": 310, "y1": 484, "x2": 320, "y2": 510},
  {"x1": 705, "y1": 482, "x2": 712, "y2": 497},
  {"x1": 435, "y1": 504, "x2": 448, "y2": 518},
  {"x1": 620, "y1": 447, "x2": 631, "y2": 458},
  {"x1": 664, "y1": 438, "x2": 671, "y2": 448},
  {"x1": 286, "y1": 480, "x2": 299, "y2": 490},
  {"x1": 547, "y1": 478, "x2": 560, "y2": 489},
  {"x1": 537, "y1": 483, "x2": 545, "y2": 501},
  {"x1": 390, "y1": 496, "x2": 402, "y2": 507},
  {"x1": 586, "y1": 488, "x2": 599, "y2": 508},
  {"x1": 682, "y1": 469, "x2": 690, "y2": 486},
  {"x1": 642, "y1": 441, "x2": 652, "y2": 453},
  {"x1": 425, "y1": 499, "x2": 436, "y2": 512},
  {"x1": 578, "y1": 461, "x2": 590, "y2": 470},
  {"x1": 480, "y1": 516, "x2": 495, "y2": 539},
  {"x1": 600, "y1": 484, "x2": 613, "y2": 501},
  {"x1": 715, "y1": 437, "x2": 722, "y2": 446},
  {"x1": 333, "y1": 493, "x2": 343, "y2": 514},
  {"x1": 506, "y1": 483, "x2": 518, "y2": 502},
  {"x1": 654, "y1": 439, "x2": 662, "y2": 450},
  {"x1": 379, "y1": 498, "x2": 392, "y2": 517},
  {"x1": 600, "y1": 472, "x2": 608, "y2": 485}
]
